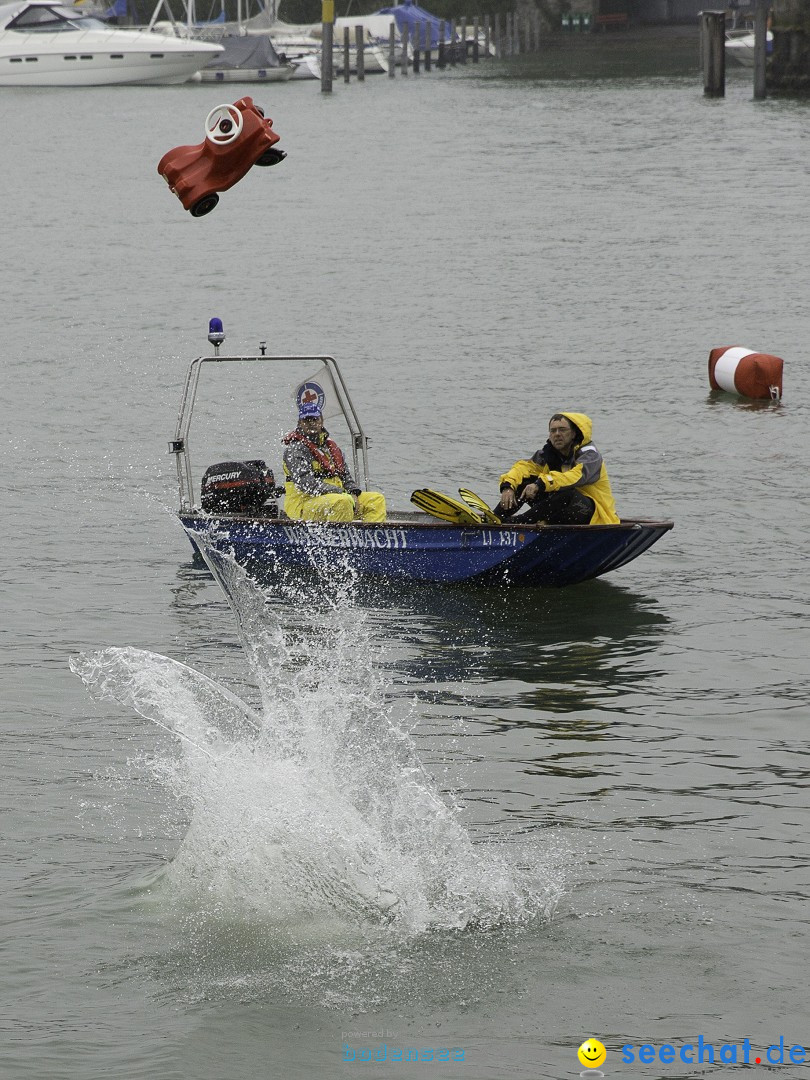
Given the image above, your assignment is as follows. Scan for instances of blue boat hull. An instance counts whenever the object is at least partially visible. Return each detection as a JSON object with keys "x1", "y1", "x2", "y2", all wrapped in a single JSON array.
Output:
[{"x1": 180, "y1": 514, "x2": 673, "y2": 587}]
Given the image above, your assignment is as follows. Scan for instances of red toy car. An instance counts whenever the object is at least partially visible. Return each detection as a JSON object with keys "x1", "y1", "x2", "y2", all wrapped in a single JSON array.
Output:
[{"x1": 157, "y1": 96, "x2": 285, "y2": 217}]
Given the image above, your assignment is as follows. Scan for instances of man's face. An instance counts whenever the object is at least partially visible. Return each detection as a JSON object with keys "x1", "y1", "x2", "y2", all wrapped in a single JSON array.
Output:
[
  {"x1": 548, "y1": 417, "x2": 576, "y2": 455},
  {"x1": 299, "y1": 414, "x2": 324, "y2": 437}
]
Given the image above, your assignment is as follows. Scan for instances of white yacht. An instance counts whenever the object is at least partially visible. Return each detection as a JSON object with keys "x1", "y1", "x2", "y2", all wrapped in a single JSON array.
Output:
[
  {"x1": 725, "y1": 26, "x2": 773, "y2": 67},
  {"x1": 0, "y1": 0, "x2": 223, "y2": 85}
]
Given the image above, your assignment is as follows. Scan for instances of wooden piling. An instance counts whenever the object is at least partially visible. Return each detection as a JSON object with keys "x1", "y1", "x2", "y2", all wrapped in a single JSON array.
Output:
[
  {"x1": 484, "y1": 14, "x2": 491, "y2": 57},
  {"x1": 450, "y1": 20, "x2": 456, "y2": 65},
  {"x1": 700, "y1": 10, "x2": 725, "y2": 97},
  {"x1": 413, "y1": 23, "x2": 421, "y2": 72},
  {"x1": 753, "y1": 1, "x2": 767, "y2": 98},
  {"x1": 355, "y1": 24, "x2": 365, "y2": 80},
  {"x1": 438, "y1": 20, "x2": 446, "y2": 67},
  {"x1": 321, "y1": 3, "x2": 333, "y2": 93},
  {"x1": 473, "y1": 17, "x2": 479, "y2": 61},
  {"x1": 493, "y1": 12, "x2": 501, "y2": 56},
  {"x1": 388, "y1": 20, "x2": 396, "y2": 76},
  {"x1": 424, "y1": 22, "x2": 431, "y2": 71},
  {"x1": 343, "y1": 25, "x2": 350, "y2": 82},
  {"x1": 401, "y1": 23, "x2": 409, "y2": 75}
]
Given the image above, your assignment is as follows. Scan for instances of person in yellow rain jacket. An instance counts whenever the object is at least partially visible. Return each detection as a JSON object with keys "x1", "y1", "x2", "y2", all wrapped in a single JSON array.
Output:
[
  {"x1": 282, "y1": 402, "x2": 386, "y2": 523},
  {"x1": 496, "y1": 411, "x2": 619, "y2": 525}
]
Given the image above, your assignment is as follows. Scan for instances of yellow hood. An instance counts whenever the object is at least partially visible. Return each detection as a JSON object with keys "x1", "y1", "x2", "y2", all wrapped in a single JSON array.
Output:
[{"x1": 559, "y1": 411, "x2": 592, "y2": 444}]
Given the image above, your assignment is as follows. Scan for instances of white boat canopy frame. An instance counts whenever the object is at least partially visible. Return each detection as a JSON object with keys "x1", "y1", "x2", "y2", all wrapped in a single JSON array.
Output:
[{"x1": 169, "y1": 353, "x2": 370, "y2": 513}]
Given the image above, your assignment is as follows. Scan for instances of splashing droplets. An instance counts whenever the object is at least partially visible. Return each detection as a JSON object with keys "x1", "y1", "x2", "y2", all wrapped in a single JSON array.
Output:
[{"x1": 71, "y1": 551, "x2": 560, "y2": 935}]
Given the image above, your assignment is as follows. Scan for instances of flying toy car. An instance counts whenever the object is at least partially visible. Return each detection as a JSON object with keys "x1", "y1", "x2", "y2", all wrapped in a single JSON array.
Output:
[{"x1": 157, "y1": 96, "x2": 285, "y2": 217}]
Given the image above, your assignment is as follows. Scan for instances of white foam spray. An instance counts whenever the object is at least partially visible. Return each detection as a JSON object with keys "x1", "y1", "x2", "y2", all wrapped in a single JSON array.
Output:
[{"x1": 71, "y1": 546, "x2": 562, "y2": 935}]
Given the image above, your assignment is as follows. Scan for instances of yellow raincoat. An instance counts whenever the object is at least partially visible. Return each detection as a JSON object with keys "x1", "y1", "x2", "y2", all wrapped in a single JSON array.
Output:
[{"x1": 498, "y1": 411, "x2": 619, "y2": 524}]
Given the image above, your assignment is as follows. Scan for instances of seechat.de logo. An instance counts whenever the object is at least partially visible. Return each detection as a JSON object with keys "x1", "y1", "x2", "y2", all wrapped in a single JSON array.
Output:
[{"x1": 578, "y1": 1038, "x2": 607, "y2": 1073}]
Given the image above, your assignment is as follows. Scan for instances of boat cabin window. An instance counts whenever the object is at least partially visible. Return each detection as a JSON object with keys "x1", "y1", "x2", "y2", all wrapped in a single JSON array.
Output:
[{"x1": 8, "y1": 4, "x2": 106, "y2": 31}]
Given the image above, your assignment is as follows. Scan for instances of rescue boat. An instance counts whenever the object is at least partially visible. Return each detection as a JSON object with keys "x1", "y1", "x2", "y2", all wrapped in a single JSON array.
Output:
[{"x1": 170, "y1": 325, "x2": 673, "y2": 588}]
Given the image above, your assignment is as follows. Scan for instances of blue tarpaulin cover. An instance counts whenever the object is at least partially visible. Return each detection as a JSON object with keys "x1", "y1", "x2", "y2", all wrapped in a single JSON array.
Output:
[{"x1": 375, "y1": 0, "x2": 447, "y2": 47}]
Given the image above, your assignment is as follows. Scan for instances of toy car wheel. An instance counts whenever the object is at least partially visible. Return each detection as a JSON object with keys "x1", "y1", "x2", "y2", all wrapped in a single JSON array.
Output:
[
  {"x1": 254, "y1": 148, "x2": 286, "y2": 167},
  {"x1": 191, "y1": 193, "x2": 220, "y2": 217}
]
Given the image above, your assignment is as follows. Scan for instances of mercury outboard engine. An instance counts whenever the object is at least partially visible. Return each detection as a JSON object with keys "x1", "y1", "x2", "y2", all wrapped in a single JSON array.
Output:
[{"x1": 200, "y1": 459, "x2": 279, "y2": 514}]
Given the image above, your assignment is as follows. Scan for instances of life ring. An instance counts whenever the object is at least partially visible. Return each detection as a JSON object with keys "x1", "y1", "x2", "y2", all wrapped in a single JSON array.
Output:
[{"x1": 708, "y1": 346, "x2": 783, "y2": 401}]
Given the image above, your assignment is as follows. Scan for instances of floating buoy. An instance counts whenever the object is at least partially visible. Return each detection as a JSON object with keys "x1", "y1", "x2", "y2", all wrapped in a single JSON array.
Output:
[{"x1": 708, "y1": 346, "x2": 783, "y2": 401}]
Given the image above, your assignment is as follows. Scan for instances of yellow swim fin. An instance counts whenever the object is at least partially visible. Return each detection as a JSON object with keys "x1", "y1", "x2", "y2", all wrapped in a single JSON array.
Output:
[
  {"x1": 457, "y1": 488, "x2": 502, "y2": 525},
  {"x1": 410, "y1": 489, "x2": 483, "y2": 525}
]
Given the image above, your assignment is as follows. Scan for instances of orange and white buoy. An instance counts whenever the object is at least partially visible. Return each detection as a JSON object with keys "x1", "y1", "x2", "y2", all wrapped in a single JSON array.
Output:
[{"x1": 708, "y1": 346, "x2": 783, "y2": 401}]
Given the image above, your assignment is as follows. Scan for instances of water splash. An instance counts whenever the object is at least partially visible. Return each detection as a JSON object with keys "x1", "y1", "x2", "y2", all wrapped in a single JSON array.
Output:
[{"x1": 71, "y1": 548, "x2": 561, "y2": 934}]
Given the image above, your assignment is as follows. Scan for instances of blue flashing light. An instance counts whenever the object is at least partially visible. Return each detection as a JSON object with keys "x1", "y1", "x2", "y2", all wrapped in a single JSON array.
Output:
[{"x1": 208, "y1": 317, "x2": 225, "y2": 348}]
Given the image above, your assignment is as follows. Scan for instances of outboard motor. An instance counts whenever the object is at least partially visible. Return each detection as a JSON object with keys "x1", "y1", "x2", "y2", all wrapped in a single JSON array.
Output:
[{"x1": 201, "y1": 459, "x2": 278, "y2": 514}]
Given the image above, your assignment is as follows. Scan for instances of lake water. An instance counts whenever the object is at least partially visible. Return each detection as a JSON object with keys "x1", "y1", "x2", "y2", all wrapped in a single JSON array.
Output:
[{"x1": 3, "y1": 36, "x2": 810, "y2": 1080}]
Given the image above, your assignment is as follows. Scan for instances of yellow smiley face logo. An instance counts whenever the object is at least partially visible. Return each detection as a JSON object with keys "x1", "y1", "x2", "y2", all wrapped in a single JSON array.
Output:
[{"x1": 577, "y1": 1039, "x2": 607, "y2": 1068}]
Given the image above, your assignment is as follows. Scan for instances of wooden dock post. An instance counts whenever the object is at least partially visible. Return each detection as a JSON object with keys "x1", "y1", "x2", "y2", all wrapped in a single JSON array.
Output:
[
  {"x1": 424, "y1": 22, "x2": 432, "y2": 71},
  {"x1": 700, "y1": 10, "x2": 725, "y2": 97},
  {"x1": 753, "y1": 0, "x2": 767, "y2": 98},
  {"x1": 438, "y1": 20, "x2": 446, "y2": 67},
  {"x1": 460, "y1": 19, "x2": 467, "y2": 63},
  {"x1": 494, "y1": 12, "x2": 501, "y2": 56},
  {"x1": 401, "y1": 23, "x2": 409, "y2": 74},
  {"x1": 320, "y1": 0, "x2": 333, "y2": 93},
  {"x1": 473, "y1": 17, "x2": 479, "y2": 61},
  {"x1": 484, "y1": 14, "x2": 491, "y2": 56},
  {"x1": 449, "y1": 19, "x2": 456, "y2": 65},
  {"x1": 388, "y1": 20, "x2": 396, "y2": 76},
  {"x1": 355, "y1": 24, "x2": 365, "y2": 80},
  {"x1": 343, "y1": 25, "x2": 350, "y2": 82},
  {"x1": 413, "y1": 22, "x2": 421, "y2": 71}
]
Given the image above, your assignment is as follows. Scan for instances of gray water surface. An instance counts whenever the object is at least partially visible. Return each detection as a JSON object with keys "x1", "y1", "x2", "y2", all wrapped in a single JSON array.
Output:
[{"x1": 2, "y1": 43, "x2": 810, "y2": 1080}]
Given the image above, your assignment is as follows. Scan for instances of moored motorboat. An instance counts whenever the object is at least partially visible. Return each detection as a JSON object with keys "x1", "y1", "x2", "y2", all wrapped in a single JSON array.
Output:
[
  {"x1": 198, "y1": 31, "x2": 294, "y2": 82},
  {"x1": 170, "y1": 327, "x2": 673, "y2": 588},
  {"x1": 284, "y1": 48, "x2": 319, "y2": 79},
  {"x1": 725, "y1": 27, "x2": 773, "y2": 67},
  {"x1": 149, "y1": 2, "x2": 312, "y2": 83},
  {"x1": 0, "y1": 0, "x2": 223, "y2": 85},
  {"x1": 270, "y1": 19, "x2": 392, "y2": 74}
]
